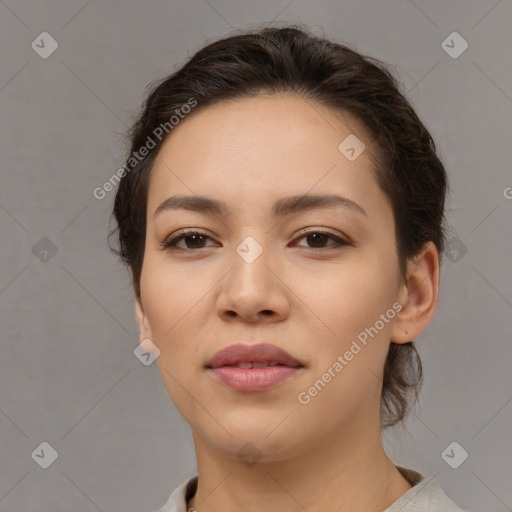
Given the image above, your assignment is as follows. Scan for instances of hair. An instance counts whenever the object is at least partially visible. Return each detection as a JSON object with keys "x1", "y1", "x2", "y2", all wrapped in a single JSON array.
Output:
[{"x1": 108, "y1": 24, "x2": 448, "y2": 429}]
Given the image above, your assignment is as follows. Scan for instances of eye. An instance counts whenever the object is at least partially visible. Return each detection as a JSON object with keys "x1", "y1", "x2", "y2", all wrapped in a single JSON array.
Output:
[
  {"x1": 292, "y1": 229, "x2": 350, "y2": 251},
  {"x1": 160, "y1": 228, "x2": 350, "y2": 252},
  {"x1": 160, "y1": 229, "x2": 217, "y2": 250}
]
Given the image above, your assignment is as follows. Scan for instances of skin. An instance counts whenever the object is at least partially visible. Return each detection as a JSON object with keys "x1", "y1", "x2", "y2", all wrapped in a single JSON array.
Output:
[{"x1": 135, "y1": 93, "x2": 440, "y2": 512}]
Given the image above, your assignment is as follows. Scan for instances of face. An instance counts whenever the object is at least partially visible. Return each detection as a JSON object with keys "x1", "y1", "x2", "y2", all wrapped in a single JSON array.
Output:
[{"x1": 135, "y1": 93, "x2": 409, "y2": 461}]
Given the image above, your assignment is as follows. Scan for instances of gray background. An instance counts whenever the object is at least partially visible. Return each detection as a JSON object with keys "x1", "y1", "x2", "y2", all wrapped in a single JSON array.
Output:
[{"x1": 1, "y1": 1, "x2": 511, "y2": 511}]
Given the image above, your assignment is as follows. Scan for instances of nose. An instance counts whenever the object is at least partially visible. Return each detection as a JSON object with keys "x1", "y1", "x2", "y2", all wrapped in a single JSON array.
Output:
[{"x1": 216, "y1": 243, "x2": 291, "y2": 323}]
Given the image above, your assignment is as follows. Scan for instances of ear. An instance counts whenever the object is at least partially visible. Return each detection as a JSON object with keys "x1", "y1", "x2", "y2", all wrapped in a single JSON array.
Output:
[
  {"x1": 135, "y1": 294, "x2": 153, "y2": 342},
  {"x1": 390, "y1": 241, "x2": 440, "y2": 344}
]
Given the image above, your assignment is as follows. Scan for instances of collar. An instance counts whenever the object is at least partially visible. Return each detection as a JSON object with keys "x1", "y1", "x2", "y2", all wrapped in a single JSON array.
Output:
[{"x1": 156, "y1": 465, "x2": 463, "y2": 512}]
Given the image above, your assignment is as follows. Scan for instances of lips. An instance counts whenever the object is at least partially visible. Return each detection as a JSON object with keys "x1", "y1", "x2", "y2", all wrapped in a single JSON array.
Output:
[
  {"x1": 205, "y1": 343, "x2": 305, "y2": 392},
  {"x1": 206, "y1": 343, "x2": 304, "y2": 369}
]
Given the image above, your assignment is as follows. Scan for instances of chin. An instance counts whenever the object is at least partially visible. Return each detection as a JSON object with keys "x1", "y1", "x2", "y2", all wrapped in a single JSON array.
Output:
[{"x1": 203, "y1": 420, "x2": 309, "y2": 462}]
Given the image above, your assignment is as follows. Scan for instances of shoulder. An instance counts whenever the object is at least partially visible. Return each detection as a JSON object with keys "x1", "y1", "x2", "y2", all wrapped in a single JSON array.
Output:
[
  {"x1": 386, "y1": 465, "x2": 467, "y2": 512},
  {"x1": 152, "y1": 469, "x2": 469, "y2": 512},
  {"x1": 152, "y1": 475, "x2": 198, "y2": 512}
]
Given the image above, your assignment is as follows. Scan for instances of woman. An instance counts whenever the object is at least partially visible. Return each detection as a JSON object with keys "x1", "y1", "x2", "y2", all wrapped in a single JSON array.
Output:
[{"x1": 109, "y1": 25, "x2": 466, "y2": 512}]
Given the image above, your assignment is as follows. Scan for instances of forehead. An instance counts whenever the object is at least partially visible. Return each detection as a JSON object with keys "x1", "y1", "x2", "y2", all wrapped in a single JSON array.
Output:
[
  {"x1": 153, "y1": 92, "x2": 371, "y2": 163},
  {"x1": 147, "y1": 93, "x2": 388, "y2": 221}
]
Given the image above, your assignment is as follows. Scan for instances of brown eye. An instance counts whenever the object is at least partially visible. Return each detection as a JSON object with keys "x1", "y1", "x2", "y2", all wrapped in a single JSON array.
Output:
[
  {"x1": 294, "y1": 230, "x2": 350, "y2": 251},
  {"x1": 160, "y1": 229, "x2": 350, "y2": 253},
  {"x1": 161, "y1": 230, "x2": 216, "y2": 250}
]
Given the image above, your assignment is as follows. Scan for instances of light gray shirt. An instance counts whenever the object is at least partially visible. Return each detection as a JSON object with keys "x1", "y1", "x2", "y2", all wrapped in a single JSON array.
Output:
[{"x1": 154, "y1": 465, "x2": 467, "y2": 511}]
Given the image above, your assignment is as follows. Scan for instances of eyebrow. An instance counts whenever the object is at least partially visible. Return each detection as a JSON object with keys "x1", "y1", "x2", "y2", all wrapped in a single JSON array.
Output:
[{"x1": 153, "y1": 193, "x2": 368, "y2": 220}]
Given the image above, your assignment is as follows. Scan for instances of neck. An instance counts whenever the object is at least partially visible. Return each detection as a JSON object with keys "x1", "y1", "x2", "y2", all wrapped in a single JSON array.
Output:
[{"x1": 187, "y1": 422, "x2": 412, "y2": 512}]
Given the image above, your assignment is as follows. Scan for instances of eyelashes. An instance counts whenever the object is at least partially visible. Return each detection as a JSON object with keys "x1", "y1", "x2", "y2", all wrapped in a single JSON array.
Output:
[
  {"x1": 160, "y1": 228, "x2": 351, "y2": 253},
  {"x1": 161, "y1": 229, "x2": 212, "y2": 250}
]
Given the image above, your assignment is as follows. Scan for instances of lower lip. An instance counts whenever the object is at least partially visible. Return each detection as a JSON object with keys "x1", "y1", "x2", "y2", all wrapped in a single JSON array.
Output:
[{"x1": 209, "y1": 366, "x2": 301, "y2": 392}]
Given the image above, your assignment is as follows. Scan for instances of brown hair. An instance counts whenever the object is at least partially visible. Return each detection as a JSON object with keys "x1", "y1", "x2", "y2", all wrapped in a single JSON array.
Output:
[{"x1": 108, "y1": 24, "x2": 448, "y2": 429}]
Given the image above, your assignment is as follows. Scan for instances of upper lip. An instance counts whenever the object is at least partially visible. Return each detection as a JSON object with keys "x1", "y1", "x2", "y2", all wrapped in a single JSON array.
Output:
[{"x1": 206, "y1": 343, "x2": 304, "y2": 369}]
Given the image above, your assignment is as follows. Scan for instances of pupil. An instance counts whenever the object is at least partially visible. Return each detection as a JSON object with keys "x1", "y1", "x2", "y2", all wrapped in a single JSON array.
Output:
[
  {"x1": 188, "y1": 235, "x2": 204, "y2": 247},
  {"x1": 308, "y1": 233, "x2": 327, "y2": 247}
]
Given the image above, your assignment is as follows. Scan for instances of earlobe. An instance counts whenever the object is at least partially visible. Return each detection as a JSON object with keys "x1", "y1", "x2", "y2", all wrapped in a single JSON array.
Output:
[{"x1": 390, "y1": 241, "x2": 440, "y2": 345}]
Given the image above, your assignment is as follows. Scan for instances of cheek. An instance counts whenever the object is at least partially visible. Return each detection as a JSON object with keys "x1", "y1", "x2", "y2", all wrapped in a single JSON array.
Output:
[
  {"x1": 141, "y1": 256, "x2": 203, "y2": 337},
  {"x1": 141, "y1": 259, "x2": 223, "y2": 381},
  {"x1": 292, "y1": 255, "x2": 398, "y2": 407},
  {"x1": 143, "y1": 265, "x2": 204, "y2": 413},
  {"x1": 295, "y1": 259, "x2": 396, "y2": 340}
]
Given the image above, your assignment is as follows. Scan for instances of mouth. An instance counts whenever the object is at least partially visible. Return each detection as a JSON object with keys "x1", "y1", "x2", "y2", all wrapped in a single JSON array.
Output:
[
  {"x1": 206, "y1": 342, "x2": 304, "y2": 369},
  {"x1": 205, "y1": 343, "x2": 305, "y2": 392},
  {"x1": 215, "y1": 361, "x2": 297, "y2": 368}
]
